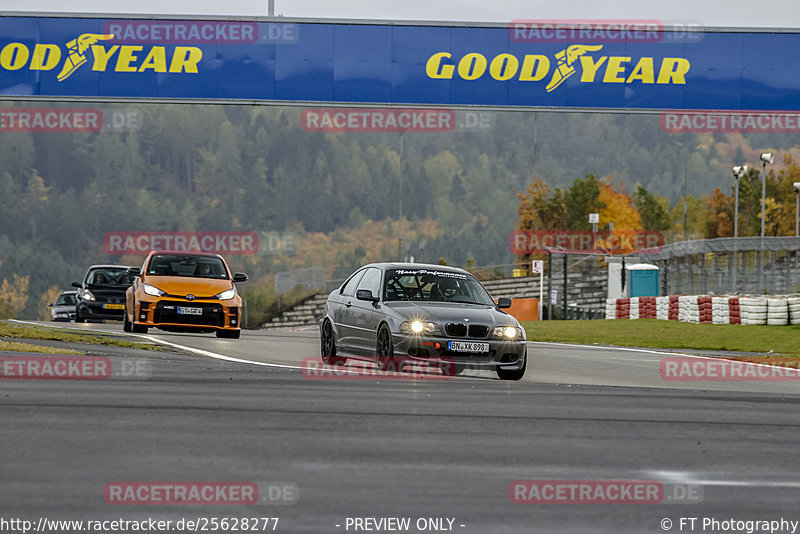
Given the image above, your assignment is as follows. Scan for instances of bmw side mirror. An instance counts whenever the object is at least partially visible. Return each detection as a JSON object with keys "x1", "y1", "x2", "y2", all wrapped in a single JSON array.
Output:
[
  {"x1": 71, "y1": 282, "x2": 81, "y2": 288},
  {"x1": 356, "y1": 289, "x2": 379, "y2": 302},
  {"x1": 497, "y1": 297, "x2": 512, "y2": 309},
  {"x1": 127, "y1": 267, "x2": 141, "y2": 277},
  {"x1": 233, "y1": 273, "x2": 248, "y2": 283}
]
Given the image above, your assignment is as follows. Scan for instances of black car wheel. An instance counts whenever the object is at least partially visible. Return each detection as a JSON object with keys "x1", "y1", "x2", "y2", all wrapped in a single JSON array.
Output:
[
  {"x1": 496, "y1": 349, "x2": 527, "y2": 381},
  {"x1": 75, "y1": 309, "x2": 86, "y2": 323},
  {"x1": 216, "y1": 329, "x2": 241, "y2": 339},
  {"x1": 320, "y1": 320, "x2": 346, "y2": 365},
  {"x1": 376, "y1": 324, "x2": 397, "y2": 371},
  {"x1": 131, "y1": 321, "x2": 148, "y2": 334},
  {"x1": 123, "y1": 307, "x2": 132, "y2": 332}
]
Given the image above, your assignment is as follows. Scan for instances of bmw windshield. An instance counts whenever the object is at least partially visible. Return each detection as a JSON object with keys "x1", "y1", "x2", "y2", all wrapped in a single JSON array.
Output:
[{"x1": 383, "y1": 268, "x2": 496, "y2": 306}]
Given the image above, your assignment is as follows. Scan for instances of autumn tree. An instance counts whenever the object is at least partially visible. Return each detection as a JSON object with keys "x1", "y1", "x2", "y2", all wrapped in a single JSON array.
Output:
[
  {"x1": 0, "y1": 274, "x2": 30, "y2": 319},
  {"x1": 597, "y1": 180, "x2": 641, "y2": 231},
  {"x1": 633, "y1": 186, "x2": 672, "y2": 231}
]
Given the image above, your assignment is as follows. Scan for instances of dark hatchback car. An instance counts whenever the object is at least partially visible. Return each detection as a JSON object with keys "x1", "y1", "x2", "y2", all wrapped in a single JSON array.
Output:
[
  {"x1": 72, "y1": 265, "x2": 134, "y2": 322},
  {"x1": 319, "y1": 263, "x2": 527, "y2": 380}
]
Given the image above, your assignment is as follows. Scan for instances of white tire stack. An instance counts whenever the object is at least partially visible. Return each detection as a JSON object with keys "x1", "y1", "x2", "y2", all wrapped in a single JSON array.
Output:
[
  {"x1": 740, "y1": 297, "x2": 767, "y2": 325},
  {"x1": 656, "y1": 296, "x2": 669, "y2": 321},
  {"x1": 605, "y1": 298, "x2": 617, "y2": 319},
  {"x1": 629, "y1": 297, "x2": 639, "y2": 320},
  {"x1": 789, "y1": 297, "x2": 800, "y2": 325},
  {"x1": 767, "y1": 297, "x2": 789, "y2": 326},
  {"x1": 679, "y1": 295, "x2": 698, "y2": 324},
  {"x1": 711, "y1": 296, "x2": 730, "y2": 324}
]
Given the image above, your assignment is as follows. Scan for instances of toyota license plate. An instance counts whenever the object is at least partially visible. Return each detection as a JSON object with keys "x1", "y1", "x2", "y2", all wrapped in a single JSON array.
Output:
[
  {"x1": 447, "y1": 341, "x2": 489, "y2": 353},
  {"x1": 177, "y1": 306, "x2": 203, "y2": 315}
]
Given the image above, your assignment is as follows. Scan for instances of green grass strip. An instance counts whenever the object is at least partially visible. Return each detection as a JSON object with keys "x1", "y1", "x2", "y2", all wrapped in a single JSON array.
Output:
[{"x1": 523, "y1": 319, "x2": 800, "y2": 358}]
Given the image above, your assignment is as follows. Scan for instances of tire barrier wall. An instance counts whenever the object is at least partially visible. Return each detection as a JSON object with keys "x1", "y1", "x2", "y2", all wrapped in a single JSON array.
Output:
[{"x1": 606, "y1": 295, "x2": 800, "y2": 325}]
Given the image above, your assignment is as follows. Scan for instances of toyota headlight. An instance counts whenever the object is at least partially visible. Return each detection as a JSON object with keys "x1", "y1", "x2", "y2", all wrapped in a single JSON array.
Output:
[
  {"x1": 214, "y1": 288, "x2": 236, "y2": 301},
  {"x1": 400, "y1": 320, "x2": 440, "y2": 335},
  {"x1": 492, "y1": 326, "x2": 523, "y2": 340},
  {"x1": 143, "y1": 283, "x2": 165, "y2": 297}
]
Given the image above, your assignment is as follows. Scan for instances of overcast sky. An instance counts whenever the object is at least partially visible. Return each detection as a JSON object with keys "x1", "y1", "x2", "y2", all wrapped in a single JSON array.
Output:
[{"x1": 3, "y1": 0, "x2": 800, "y2": 28}]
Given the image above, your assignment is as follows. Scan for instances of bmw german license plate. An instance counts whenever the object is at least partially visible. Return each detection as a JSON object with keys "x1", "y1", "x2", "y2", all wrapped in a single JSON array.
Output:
[
  {"x1": 103, "y1": 303, "x2": 125, "y2": 310},
  {"x1": 177, "y1": 306, "x2": 203, "y2": 315},
  {"x1": 447, "y1": 340, "x2": 489, "y2": 353}
]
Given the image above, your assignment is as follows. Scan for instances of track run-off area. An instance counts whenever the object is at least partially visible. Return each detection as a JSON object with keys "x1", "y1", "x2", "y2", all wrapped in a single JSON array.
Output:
[{"x1": 3, "y1": 321, "x2": 800, "y2": 533}]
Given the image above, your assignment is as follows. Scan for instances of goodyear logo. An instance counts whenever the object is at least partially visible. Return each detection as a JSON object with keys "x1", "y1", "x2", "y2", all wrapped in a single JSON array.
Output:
[
  {"x1": 425, "y1": 44, "x2": 690, "y2": 91},
  {"x1": 0, "y1": 33, "x2": 203, "y2": 81}
]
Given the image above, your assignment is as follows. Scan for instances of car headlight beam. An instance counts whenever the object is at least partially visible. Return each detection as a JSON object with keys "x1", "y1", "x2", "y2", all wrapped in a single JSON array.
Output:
[
  {"x1": 492, "y1": 325, "x2": 522, "y2": 340},
  {"x1": 143, "y1": 283, "x2": 165, "y2": 297},
  {"x1": 215, "y1": 288, "x2": 236, "y2": 301},
  {"x1": 400, "y1": 320, "x2": 440, "y2": 335}
]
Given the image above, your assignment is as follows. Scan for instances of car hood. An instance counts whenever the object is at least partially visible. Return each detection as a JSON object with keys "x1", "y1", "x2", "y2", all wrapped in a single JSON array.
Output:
[
  {"x1": 383, "y1": 301, "x2": 518, "y2": 326},
  {"x1": 144, "y1": 276, "x2": 233, "y2": 298}
]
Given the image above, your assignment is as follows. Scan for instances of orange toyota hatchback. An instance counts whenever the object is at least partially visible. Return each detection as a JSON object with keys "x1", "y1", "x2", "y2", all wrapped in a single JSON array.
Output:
[{"x1": 124, "y1": 251, "x2": 248, "y2": 338}]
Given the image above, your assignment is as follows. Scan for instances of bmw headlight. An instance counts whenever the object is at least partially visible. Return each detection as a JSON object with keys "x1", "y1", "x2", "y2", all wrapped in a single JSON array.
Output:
[
  {"x1": 400, "y1": 320, "x2": 440, "y2": 335},
  {"x1": 492, "y1": 326, "x2": 523, "y2": 340},
  {"x1": 81, "y1": 288, "x2": 95, "y2": 301},
  {"x1": 214, "y1": 288, "x2": 236, "y2": 301},
  {"x1": 143, "y1": 283, "x2": 166, "y2": 297}
]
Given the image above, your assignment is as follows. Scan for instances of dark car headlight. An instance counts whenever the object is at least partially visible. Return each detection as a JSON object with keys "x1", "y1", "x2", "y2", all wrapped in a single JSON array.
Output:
[
  {"x1": 400, "y1": 320, "x2": 440, "y2": 335},
  {"x1": 492, "y1": 326, "x2": 524, "y2": 340},
  {"x1": 81, "y1": 288, "x2": 95, "y2": 302}
]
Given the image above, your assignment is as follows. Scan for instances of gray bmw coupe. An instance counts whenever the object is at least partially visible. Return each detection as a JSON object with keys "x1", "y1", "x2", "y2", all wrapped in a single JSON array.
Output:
[{"x1": 319, "y1": 263, "x2": 527, "y2": 380}]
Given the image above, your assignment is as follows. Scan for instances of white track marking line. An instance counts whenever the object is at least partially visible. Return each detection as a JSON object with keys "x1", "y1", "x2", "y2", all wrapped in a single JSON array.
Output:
[
  {"x1": 530, "y1": 340, "x2": 797, "y2": 373},
  {"x1": 8, "y1": 320, "x2": 423, "y2": 376},
  {"x1": 9, "y1": 319, "x2": 304, "y2": 370},
  {"x1": 646, "y1": 470, "x2": 800, "y2": 488}
]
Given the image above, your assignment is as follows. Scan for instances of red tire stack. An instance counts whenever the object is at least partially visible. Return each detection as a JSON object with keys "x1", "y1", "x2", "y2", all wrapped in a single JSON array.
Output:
[
  {"x1": 616, "y1": 298, "x2": 630, "y2": 319},
  {"x1": 698, "y1": 296, "x2": 713, "y2": 323},
  {"x1": 668, "y1": 295, "x2": 680, "y2": 321},
  {"x1": 639, "y1": 296, "x2": 657, "y2": 319},
  {"x1": 728, "y1": 297, "x2": 741, "y2": 325}
]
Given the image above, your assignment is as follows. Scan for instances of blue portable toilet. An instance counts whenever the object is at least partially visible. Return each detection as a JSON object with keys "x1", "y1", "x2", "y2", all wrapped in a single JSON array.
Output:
[{"x1": 626, "y1": 263, "x2": 659, "y2": 297}]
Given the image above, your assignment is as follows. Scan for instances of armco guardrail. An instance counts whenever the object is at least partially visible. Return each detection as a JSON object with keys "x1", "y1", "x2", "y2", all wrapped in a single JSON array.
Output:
[{"x1": 605, "y1": 295, "x2": 800, "y2": 325}]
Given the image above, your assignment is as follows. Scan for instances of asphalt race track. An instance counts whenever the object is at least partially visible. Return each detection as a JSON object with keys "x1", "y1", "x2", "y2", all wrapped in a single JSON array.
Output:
[{"x1": 3, "y1": 321, "x2": 800, "y2": 534}]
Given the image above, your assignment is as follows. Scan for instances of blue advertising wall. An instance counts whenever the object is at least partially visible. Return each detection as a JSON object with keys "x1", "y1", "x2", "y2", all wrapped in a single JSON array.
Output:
[{"x1": 0, "y1": 15, "x2": 798, "y2": 111}]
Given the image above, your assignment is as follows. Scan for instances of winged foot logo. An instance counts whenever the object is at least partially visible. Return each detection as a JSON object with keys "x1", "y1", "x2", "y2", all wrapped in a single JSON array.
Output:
[
  {"x1": 0, "y1": 32, "x2": 203, "y2": 81},
  {"x1": 57, "y1": 33, "x2": 115, "y2": 81},
  {"x1": 425, "y1": 44, "x2": 691, "y2": 92}
]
